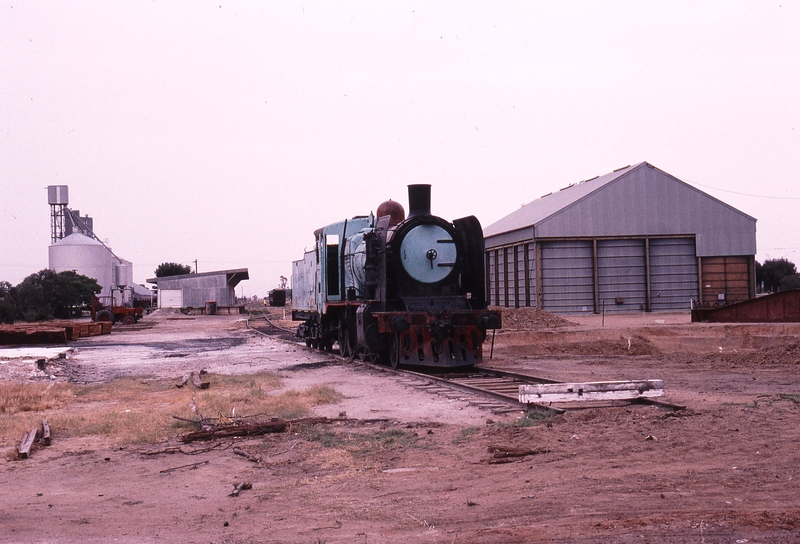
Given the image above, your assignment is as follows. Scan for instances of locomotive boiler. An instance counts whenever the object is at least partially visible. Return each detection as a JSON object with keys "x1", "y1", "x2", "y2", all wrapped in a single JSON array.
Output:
[{"x1": 291, "y1": 184, "x2": 501, "y2": 368}]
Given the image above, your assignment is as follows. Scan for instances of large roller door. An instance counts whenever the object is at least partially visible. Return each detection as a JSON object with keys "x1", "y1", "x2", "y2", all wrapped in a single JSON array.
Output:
[
  {"x1": 541, "y1": 241, "x2": 594, "y2": 313},
  {"x1": 597, "y1": 239, "x2": 647, "y2": 312},
  {"x1": 158, "y1": 289, "x2": 183, "y2": 308},
  {"x1": 650, "y1": 238, "x2": 698, "y2": 310}
]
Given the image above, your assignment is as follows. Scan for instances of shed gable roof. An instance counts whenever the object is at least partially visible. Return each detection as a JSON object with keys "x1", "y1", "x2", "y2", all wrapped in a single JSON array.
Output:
[
  {"x1": 483, "y1": 162, "x2": 757, "y2": 257},
  {"x1": 484, "y1": 162, "x2": 755, "y2": 237},
  {"x1": 146, "y1": 268, "x2": 249, "y2": 287}
]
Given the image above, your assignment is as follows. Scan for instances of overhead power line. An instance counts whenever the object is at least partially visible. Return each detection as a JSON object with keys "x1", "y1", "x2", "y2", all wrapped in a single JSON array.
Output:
[{"x1": 685, "y1": 180, "x2": 800, "y2": 200}]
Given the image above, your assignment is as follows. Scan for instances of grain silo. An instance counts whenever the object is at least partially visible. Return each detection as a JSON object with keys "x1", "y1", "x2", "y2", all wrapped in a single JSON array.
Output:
[
  {"x1": 46, "y1": 186, "x2": 136, "y2": 305},
  {"x1": 48, "y1": 233, "x2": 133, "y2": 304}
]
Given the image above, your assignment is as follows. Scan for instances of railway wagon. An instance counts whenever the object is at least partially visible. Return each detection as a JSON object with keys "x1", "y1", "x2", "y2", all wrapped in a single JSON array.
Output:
[{"x1": 292, "y1": 184, "x2": 500, "y2": 368}]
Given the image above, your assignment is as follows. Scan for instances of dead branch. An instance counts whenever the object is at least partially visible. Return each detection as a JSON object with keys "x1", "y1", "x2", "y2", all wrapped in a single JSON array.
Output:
[
  {"x1": 487, "y1": 445, "x2": 549, "y2": 457},
  {"x1": 172, "y1": 415, "x2": 203, "y2": 424},
  {"x1": 159, "y1": 460, "x2": 210, "y2": 473},
  {"x1": 181, "y1": 416, "x2": 330, "y2": 443},
  {"x1": 270, "y1": 442, "x2": 299, "y2": 457},
  {"x1": 482, "y1": 445, "x2": 550, "y2": 463},
  {"x1": 142, "y1": 443, "x2": 223, "y2": 456},
  {"x1": 233, "y1": 447, "x2": 261, "y2": 463}
]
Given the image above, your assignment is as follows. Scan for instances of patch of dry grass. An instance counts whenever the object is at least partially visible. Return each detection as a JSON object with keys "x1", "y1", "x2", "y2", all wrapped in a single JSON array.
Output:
[
  {"x1": 1, "y1": 373, "x2": 344, "y2": 449},
  {"x1": 0, "y1": 381, "x2": 75, "y2": 414}
]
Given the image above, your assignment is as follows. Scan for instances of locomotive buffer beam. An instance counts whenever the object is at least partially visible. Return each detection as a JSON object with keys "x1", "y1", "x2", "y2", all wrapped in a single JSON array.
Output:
[{"x1": 374, "y1": 310, "x2": 496, "y2": 366}]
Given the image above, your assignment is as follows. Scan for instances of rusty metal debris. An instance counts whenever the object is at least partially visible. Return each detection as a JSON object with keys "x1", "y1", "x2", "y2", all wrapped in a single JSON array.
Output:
[{"x1": 692, "y1": 289, "x2": 800, "y2": 323}]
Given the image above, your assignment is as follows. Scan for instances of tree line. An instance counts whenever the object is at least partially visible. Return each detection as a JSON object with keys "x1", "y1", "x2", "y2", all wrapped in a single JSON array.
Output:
[
  {"x1": 0, "y1": 260, "x2": 796, "y2": 325},
  {"x1": 756, "y1": 258, "x2": 800, "y2": 293},
  {"x1": 0, "y1": 270, "x2": 101, "y2": 324},
  {"x1": 0, "y1": 262, "x2": 192, "y2": 325}
]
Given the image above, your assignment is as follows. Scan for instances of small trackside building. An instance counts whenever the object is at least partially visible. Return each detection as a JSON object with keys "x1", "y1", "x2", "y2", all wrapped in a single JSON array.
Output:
[
  {"x1": 147, "y1": 268, "x2": 249, "y2": 310},
  {"x1": 483, "y1": 162, "x2": 757, "y2": 313}
]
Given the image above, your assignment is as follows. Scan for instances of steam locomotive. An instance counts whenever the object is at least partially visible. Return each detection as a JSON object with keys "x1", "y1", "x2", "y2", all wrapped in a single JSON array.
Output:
[{"x1": 291, "y1": 184, "x2": 501, "y2": 368}]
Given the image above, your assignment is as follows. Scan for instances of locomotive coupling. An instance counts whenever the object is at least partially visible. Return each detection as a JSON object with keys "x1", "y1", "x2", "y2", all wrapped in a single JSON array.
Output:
[
  {"x1": 428, "y1": 320, "x2": 455, "y2": 341},
  {"x1": 477, "y1": 312, "x2": 502, "y2": 330}
]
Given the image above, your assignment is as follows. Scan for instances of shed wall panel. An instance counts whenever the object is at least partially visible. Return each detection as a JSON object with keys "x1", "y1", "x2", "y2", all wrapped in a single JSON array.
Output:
[
  {"x1": 597, "y1": 239, "x2": 646, "y2": 312},
  {"x1": 541, "y1": 241, "x2": 594, "y2": 313},
  {"x1": 700, "y1": 256, "x2": 751, "y2": 304},
  {"x1": 650, "y1": 238, "x2": 698, "y2": 310},
  {"x1": 526, "y1": 243, "x2": 537, "y2": 307}
]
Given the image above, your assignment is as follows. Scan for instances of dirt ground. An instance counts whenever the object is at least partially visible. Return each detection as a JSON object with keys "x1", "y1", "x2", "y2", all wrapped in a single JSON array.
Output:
[{"x1": 2, "y1": 307, "x2": 800, "y2": 543}]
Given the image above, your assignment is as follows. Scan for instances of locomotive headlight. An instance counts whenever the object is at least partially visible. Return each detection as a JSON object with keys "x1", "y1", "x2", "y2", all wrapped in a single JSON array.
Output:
[{"x1": 399, "y1": 224, "x2": 457, "y2": 284}]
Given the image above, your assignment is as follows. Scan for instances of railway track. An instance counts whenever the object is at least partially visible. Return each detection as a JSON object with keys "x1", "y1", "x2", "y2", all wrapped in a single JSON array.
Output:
[
  {"x1": 399, "y1": 367, "x2": 562, "y2": 413},
  {"x1": 246, "y1": 309, "x2": 540, "y2": 412},
  {"x1": 246, "y1": 310, "x2": 683, "y2": 414}
]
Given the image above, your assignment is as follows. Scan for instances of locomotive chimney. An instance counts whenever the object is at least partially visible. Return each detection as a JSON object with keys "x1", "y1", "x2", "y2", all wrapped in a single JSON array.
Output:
[{"x1": 407, "y1": 184, "x2": 431, "y2": 218}]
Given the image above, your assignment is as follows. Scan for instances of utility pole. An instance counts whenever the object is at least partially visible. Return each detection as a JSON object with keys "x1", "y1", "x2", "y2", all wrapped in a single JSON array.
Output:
[{"x1": 194, "y1": 259, "x2": 198, "y2": 273}]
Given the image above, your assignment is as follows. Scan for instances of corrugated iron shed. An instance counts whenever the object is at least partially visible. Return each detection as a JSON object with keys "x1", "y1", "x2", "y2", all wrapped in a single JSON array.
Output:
[
  {"x1": 483, "y1": 162, "x2": 758, "y2": 313},
  {"x1": 147, "y1": 268, "x2": 249, "y2": 309}
]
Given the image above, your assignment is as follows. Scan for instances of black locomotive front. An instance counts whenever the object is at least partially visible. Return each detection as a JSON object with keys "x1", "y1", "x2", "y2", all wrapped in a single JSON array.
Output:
[{"x1": 354, "y1": 184, "x2": 501, "y2": 368}]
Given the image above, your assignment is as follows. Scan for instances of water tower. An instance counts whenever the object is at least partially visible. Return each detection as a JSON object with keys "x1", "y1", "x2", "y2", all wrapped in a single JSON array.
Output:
[{"x1": 47, "y1": 185, "x2": 69, "y2": 244}]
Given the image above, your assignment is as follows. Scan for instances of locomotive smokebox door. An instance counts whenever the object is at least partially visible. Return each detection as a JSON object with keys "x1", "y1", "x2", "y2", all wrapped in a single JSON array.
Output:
[{"x1": 399, "y1": 224, "x2": 457, "y2": 284}]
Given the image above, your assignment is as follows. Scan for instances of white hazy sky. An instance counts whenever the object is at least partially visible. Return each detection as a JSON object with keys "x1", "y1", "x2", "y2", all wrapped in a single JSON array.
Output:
[{"x1": 2, "y1": 1, "x2": 799, "y2": 297}]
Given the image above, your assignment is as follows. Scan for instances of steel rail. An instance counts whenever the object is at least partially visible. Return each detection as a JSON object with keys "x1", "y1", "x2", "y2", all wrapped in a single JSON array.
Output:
[
  {"x1": 398, "y1": 367, "x2": 566, "y2": 413},
  {"x1": 250, "y1": 321, "x2": 684, "y2": 413}
]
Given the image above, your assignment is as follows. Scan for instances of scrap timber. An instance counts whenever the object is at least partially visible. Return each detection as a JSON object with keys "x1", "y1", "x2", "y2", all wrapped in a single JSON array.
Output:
[
  {"x1": 519, "y1": 379, "x2": 665, "y2": 405},
  {"x1": 18, "y1": 420, "x2": 52, "y2": 459},
  {"x1": 0, "y1": 320, "x2": 112, "y2": 345}
]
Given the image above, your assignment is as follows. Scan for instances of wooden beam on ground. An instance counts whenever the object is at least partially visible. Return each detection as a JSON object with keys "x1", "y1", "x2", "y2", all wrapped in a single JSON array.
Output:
[
  {"x1": 18, "y1": 426, "x2": 41, "y2": 459},
  {"x1": 519, "y1": 380, "x2": 664, "y2": 404},
  {"x1": 41, "y1": 420, "x2": 51, "y2": 446}
]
